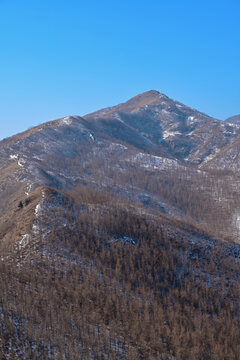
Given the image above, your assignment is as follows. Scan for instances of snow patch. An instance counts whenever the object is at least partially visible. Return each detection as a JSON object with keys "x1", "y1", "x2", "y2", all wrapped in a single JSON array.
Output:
[
  {"x1": 163, "y1": 130, "x2": 182, "y2": 139},
  {"x1": 18, "y1": 234, "x2": 30, "y2": 249},
  {"x1": 235, "y1": 215, "x2": 240, "y2": 232},
  {"x1": 199, "y1": 149, "x2": 221, "y2": 167},
  {"x1": 9, "y1": 154, "x2": 24, "y2": 167},
  {"x1": 89, "y1": 133, "x2": 95, "y2": 142},
  {"x1": 227, "y1": 122, "x2": 240, "y2": 129},
  {"x1": 130, "y1": 152, "x2": 179, "y2": 170},
  {"x1": 109, "y1": 143, "x2": 127, "y2": 151},
  {"x1": 109, "y1": 235, "x2": 135, "y2": 245},
  {"x1": 18, "y1": 160, "x2": 24, "y2": 167},
  {"x1": 35, "y1": 203, "x2": 42, "y2": 217},
  {"x1": 10, "y1": 154, "x2": 18, "y2": 160},
  {"x1": 162, "y1": 109, "x2": 169, "y2": 114},
  {"x1": 32, "y1": 155, "x2": 43, "y2": 161},
  {"x1": 60, "y1": 116, "x2": 72, "y2": 126},
  {"x1": 202, "y1": 154, "x2": 215, "y2": 163},
  {"x1": 25, "y1": 183, "x2": 33, "y2": 196},
  {"x1": 32, "y1": 224, "x2": 39, "y2": 235}
]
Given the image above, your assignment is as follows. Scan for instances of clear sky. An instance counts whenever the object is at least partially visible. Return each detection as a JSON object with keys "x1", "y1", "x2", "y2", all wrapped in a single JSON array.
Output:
[{"x1": 0, "y1": 0, "x2": 239, "y2": 140}]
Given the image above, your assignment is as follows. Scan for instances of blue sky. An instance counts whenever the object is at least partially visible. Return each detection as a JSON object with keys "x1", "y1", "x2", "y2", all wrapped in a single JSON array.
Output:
[{"x1": 0, "y1": 0, "x2": 239, "y2": 140}]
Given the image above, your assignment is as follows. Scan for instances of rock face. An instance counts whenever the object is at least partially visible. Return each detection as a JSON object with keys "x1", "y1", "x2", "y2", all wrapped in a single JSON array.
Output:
[{"x1": 0, "y1": 90, "x2": 240, "y2": 248}]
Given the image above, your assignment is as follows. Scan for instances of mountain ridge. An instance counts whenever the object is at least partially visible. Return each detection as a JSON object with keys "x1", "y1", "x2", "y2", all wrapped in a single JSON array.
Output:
[
  {"x1": 84, "y1": 89, "x2": 216, "y2": 120},
  {"x1": 225, "y1": 114, "x2": 240, "y2": 125}
]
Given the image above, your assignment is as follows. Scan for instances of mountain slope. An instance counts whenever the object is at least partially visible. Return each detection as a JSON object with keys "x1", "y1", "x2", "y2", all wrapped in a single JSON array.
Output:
[
  {"x1": 1, "y1": 90, "x2": 240, "y2": 245},
  {"x1": 202, "y1": 135, "x2": 240, "y2": 170},
  {"x1": 225, "y1": 114, "x2": 240, "y2": 125},
  {"x1": 0, "y1": 90, "x2": 240, "y2": 359},
  {"x1": 84, "y1": 90, "x2": 240, "y2": 165},
  {"x1": 0, "y1": 184, "x2": 240, "y2": 359}
]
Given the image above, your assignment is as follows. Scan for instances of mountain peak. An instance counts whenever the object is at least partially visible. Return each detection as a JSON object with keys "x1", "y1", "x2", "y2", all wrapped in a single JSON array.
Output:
[
  {"x1": 84, "y1": 90, "x2": 169, "y2": 120},
  {"x1": 123, "y1": 90, "x2": 168, "y2": 109},
  {"x1": 136, "y1": 89, "x2": 162, "y2": 98}
]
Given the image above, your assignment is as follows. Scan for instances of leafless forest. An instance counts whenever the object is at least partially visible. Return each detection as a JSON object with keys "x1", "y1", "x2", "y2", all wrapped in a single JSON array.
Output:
[{"x1": 0, "y1": 187, "x2": 239, "y2": 359}]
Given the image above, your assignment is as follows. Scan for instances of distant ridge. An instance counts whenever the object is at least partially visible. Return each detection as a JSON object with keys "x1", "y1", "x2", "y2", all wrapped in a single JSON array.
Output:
[{"x1": 225, "y1": 114, "x2": 240, "y2": 125}]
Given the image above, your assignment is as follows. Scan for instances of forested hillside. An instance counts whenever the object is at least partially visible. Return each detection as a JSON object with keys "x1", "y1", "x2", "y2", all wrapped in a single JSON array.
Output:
[{"x1": 0, "y1": 91, "x2": 240, "y2": 359}]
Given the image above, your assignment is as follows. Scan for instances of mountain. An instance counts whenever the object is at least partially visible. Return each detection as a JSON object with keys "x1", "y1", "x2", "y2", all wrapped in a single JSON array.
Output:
[
  {"x1": 0, "y1": 91, "x2": 240, "y2": 243},
  {"x1": 1, "y1": 90, "x2": 240, "y2": 243},
  {"x1": 0, "y1": 90, "x2": 240, "y2": 359},
  {"x1": 85, "y1": 90, "x2": 240, "y2": 165}
]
